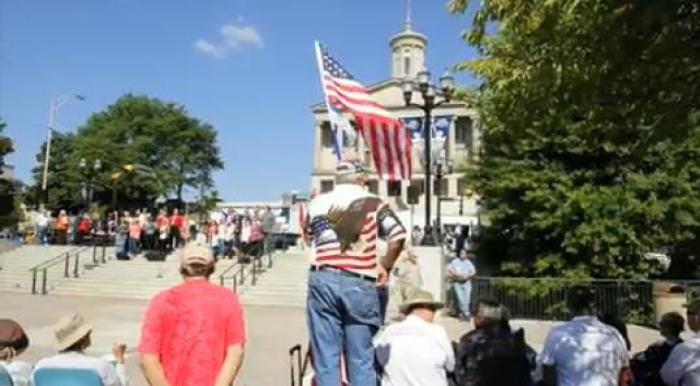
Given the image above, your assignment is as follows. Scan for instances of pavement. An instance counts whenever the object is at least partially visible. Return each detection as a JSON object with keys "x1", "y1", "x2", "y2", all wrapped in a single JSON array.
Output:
[{"x1": 2, "y1": 292, "x2": 664, "y2": 385}]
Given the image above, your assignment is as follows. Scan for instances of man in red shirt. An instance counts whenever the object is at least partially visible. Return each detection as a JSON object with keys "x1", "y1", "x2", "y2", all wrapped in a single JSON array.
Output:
[
  {"x1": 138, "y1": 242, "x2": 246, "y2": 386},
  {"x1": 169, "y1": 209, "x2": 185, "y2": 250}
]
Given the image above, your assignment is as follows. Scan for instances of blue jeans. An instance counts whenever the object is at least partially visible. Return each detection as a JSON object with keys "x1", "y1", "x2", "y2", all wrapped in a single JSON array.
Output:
[
  {"x1": 37, "y1": 227, "x2": 48, "y2": 245},
  {"x1": 306, "y1": 269, "x2": 380, "y2": 386},
  {"x1": 128, "y1": 237, "x2": 140, "y2": 256},
  {"x1": 452, "y1": 281, "x2": 472, "y2": 317}
]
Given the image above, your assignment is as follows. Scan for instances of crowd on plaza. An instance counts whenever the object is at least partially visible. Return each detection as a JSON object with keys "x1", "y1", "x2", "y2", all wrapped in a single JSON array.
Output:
[
  {"x1": 1, "y1": 162, "x2": 698, "y2": 386},
  {"x1": 12, "y1": 205, "x2": 278, "y2": 260}
]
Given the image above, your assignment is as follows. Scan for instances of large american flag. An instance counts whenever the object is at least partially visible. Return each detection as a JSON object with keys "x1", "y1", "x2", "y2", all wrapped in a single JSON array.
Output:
[{"x1": 316, "y1": 42, "x2": 412, "y2": 181}]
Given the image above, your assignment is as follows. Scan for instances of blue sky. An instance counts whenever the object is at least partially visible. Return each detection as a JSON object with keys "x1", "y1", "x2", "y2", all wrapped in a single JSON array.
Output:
[{"x1": 0, "y1": 0, "x2": 478, "y2": 201}]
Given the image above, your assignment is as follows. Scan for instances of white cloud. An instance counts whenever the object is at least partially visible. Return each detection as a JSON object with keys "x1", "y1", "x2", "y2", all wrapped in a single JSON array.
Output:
[{"x1": 194, "y1": 21, "x2": 263, "y2": 59}]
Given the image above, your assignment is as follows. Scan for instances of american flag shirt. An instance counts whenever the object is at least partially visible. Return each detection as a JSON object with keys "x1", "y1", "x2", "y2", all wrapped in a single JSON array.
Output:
[{"x1": 307, "y1": 184, "x2": 406, "y2": 278}]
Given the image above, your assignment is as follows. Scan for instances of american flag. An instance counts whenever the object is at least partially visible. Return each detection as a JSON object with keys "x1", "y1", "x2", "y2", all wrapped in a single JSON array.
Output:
[{"x1": 316, "y1": 42, "x2": 412, "y2": 181}]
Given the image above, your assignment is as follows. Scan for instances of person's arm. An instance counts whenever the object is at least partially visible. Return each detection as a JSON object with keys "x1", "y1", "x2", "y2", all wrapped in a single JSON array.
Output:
[
  {"x1": 138, "y1": 297, "x2": 168, "y2": 386},
  {"x1": 539, "y1": 330, "x2": 558, "y2": 386},
  {"x1": 438, "y1": 328, "x2": 456, "y2": 372},
  {"x1": 214, "y1": 344, "x2": 245, "y2": 386},
  {"x1": 376, "y1": 207, "x2": 407, "y2": 286},
  {"x1": 542, "y1": 365, "x2": 557, "y2": 386},
  {"x1": 140, "y1": 354, "x2": 170, "y2": 386},
  {"x1": 660, "y1": 344, "x2": 686, "y2": 386}
]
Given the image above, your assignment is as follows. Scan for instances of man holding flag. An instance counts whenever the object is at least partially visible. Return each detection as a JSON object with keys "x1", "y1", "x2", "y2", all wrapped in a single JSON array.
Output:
[{"x1": 304, "y1": 43, "x2": 409, "y2": 385}]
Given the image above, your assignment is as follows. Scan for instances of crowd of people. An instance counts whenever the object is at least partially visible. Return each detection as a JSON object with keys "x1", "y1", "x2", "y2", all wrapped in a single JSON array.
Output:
[{"x1": 12, "y1": 206, "x2": 278, "y2": 261}]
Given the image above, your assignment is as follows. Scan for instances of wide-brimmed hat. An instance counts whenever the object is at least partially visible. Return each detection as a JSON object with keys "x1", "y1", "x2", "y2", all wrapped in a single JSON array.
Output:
[
  {"x1": 54, "y1": 313, "x2": 92, "y2": 351},
  {"x1": 400, "y1": 290, "x2": 444, "y2": 314},
  {"x1": 335, "y1": 160, "x2": 365, "y2": 176}
]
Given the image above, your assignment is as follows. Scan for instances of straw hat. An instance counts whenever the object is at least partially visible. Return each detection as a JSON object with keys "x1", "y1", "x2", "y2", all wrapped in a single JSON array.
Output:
[
  {"x1": 180, "y1": 242, "x2": 214, "y2": 267},
  {"x1": 399, "y1": 290, "x2": 444, "y2": 314},
  {"x1": 54, "y1": 313, "x2": 92, "y2": 351}
]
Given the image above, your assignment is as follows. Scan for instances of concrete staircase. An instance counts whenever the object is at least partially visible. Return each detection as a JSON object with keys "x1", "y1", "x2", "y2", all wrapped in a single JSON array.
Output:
[
  {"x1": 49, "y1": 254, "x2": 237, "y2": 300},
  {"x1": 238, "y1": 251, "x2": 308, "y2": 307},
  {"x1": 0, "y1": 245, "x2": 83, "y2": 293}
]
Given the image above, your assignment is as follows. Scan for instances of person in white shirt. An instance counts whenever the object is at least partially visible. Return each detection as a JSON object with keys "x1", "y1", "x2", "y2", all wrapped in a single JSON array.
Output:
[
  {"x1": 374, "y1": 289, "x2": 455, "y2": 386},
  {"x1": 539, "y1": 286, "x2": 629, "y2": 386},
  {"x1": 35, "y1": 210, "x2": 49, "y2": 245},
  {"x1": 33, "y1": 313, "x2": 128, "y2": 386},
  {"x1": 661, "y1": 299, "x2": 700, "y2": 386},
  {"x1": 0, "y1": 319, "x2": 32, "y2": 386},
  {"x1": 447, "y1": 248, "x2": 477, "y2": 321}
]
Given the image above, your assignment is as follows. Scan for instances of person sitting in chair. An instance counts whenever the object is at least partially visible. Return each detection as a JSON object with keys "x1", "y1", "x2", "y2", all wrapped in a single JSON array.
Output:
[{"x1": 33, "y1": 313, "x2": 127, "y2": 386}]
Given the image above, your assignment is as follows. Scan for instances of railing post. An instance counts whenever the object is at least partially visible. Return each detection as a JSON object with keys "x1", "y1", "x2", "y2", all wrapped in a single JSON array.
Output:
[
  {"x1": 92, "y1": 243, "x2": 97, "y2": 264},
  {"x1": 73, "y1": 253, "x2": 79, "y2": 278},
  {"x1": 101, "y1": 241, "x2": 106, "y2": 264},
  {"x1": 64, "y1": 253, "x2": 70, "y2": 277},
  {"x1": 42, "y1": 269, "x2": 48, "y2": 295},
  {"x1": 253, "y1": 259, "x2": 257, "y2": 286},
  {"x1": 233, "y1": 275, "x2": 238, "y2": 293},
  {"x1": 220, "y1": 275, "x2": 224, "y2": 286},
  {"x1": 31, "y1": 270, "x2": 37, "y2": 295},
  {"x1": 239, "y1": 264, "x2": 245, "y2": 285}
]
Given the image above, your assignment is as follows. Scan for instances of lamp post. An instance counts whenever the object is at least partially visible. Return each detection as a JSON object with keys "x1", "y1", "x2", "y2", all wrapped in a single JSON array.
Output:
[
  {"x1": 42, "y1": 93, "x2": 85, "y2": 206},
  {"x1": 79, "y1": 158, "x2": 101, "y2": 211},
  {"x1": 403, "y1": 68, "x2": 455, "y2": 245},
  {"x1": 435, "y1": 159, "x2": 454, "y2": 242}
]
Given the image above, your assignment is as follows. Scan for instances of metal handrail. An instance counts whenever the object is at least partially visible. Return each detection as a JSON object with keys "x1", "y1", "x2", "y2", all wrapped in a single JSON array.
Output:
[
  {"x1": 218, "y1": 241, "x2": 273, "y2": 293},
  {"x1": 30, "y1": 246, "x2": 88, "y2": 295},
  {"x1": 28, "y1": 246, "x2": 83, "y2": 272}
]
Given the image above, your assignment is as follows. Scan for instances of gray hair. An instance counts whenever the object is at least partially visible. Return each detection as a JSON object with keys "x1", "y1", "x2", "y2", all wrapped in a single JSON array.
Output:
[{"x1": 476, "y1": 299, "x2": 508, "y2": 323}]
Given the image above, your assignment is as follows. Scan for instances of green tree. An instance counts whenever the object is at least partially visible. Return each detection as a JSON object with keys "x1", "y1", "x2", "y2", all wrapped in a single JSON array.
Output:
[
  {"x1": 29, "y1": 132, "x2": 81, "y2": 210},
  {"x1": 449, "y1": 0, "x2": 700, "y2": 279},
  {"x1": 31, "y1": 95, "x2": 224, "y2": 210},
  {"x1": 0, "y1": 117, "x2": 20, "y2": 227}
]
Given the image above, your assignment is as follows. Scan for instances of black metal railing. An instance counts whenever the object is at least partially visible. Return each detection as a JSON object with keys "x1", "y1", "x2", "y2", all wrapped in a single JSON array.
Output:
[
  {"x1": 217, "y1": 241, "x2": 274, "y2": 293},
  {"x1": 469, "y1": 277, "x2": 700, "y2": 325},
  {"x1": 29, "y1": 246, "x2": 86, "y2": 295}
]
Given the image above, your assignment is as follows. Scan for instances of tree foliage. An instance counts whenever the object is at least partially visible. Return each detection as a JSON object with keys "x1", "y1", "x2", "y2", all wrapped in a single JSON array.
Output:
[
  {"x1": 450, "y1": 0, "x2": 700, "y2": 279},
  {"x1": 0, "y1": 117, "x2": 21, "y2": 228},
  {"x1": 31, "y1": 95, "x2": 224, "y2": 210}
]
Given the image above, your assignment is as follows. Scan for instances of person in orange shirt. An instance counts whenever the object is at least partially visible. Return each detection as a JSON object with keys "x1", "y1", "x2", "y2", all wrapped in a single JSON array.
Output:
[{"x1": 55, "y1": 210, "x2": 70, "y2": 245}]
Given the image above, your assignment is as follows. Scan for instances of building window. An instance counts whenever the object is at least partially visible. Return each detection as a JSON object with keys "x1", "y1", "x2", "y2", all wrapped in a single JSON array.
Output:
[
  {"x1": 455, "y1": 117, "x2": 472, "y2": 146},
  {"x1": 433, "y1": 178, "x2": 449, "y2": 197},
  {"x1": 458, "y1": 177, "x2": 470, "y2": 196},
  {"x1": 404, "y1": 56, "x2": 411, "y2": 77},
  {"x1": 410, "y1": 179, "x2": 424, "y2": 196},
  {"x1": 367, "y1": 180, "x2": 379, "y2": 195},
  {"x1": 320, "y1": 121, "x2": 333, "y2": 148},
  {"x1": 320, "y1": 180, "x2": 334, "y2": 193},
  {"x1": 387, "y1": 181, "x2": 402, "y2": 197}
]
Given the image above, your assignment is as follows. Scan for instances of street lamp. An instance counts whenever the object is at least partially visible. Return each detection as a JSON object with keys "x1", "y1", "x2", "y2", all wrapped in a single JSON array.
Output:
[
  {"x1": 79, "y1": 158, "x2": 101, "y2": 211},
  {"x1": 403, "y1": 68, "x2": 455, "y2": 245},
  {"x1": 42, "y1": 93, "x2": 86, "y2": 206},
  {"x1": 435, "y1": 158, "x2": 454, "y2": 241}
]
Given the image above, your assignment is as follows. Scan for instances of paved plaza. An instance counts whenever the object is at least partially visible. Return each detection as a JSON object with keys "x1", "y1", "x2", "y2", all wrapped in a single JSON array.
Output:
[{"x1": 2, "y1": 290, "x2": 663, "y2": 385}]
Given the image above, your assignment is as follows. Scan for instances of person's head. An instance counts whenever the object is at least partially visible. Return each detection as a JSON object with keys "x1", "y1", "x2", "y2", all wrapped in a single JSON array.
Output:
[
  {"x1": 566, "y1": 285, "x2": 594, "y2": 316},
  {"x1": 400, "y1": 290, "x2": 444, "y2": 322},
  {"x1": 179, "y1": 242, "x2": 215, "y2": 279},
  {"x1": 173, "y1": 208, "x2": 179, "y2": 215},
  {"x1": 659, "y1": 312, "x2": 685, "y2": 340},
  {"x1": 54, "y1": 313, "x2": 92, "y2": 353},
  {"x1": 473, "y1": 299, "x2": 508, "y2": 329},
  {"x1": 59, "y1": 209, "x2": 66, "y2": 216},
  {"x1": 459, "y1": 248, "x2": 474, "y2": 260},
  {"x1": 335, "y1": 160, "x2": 366, "y2": 186},
  {"x1": 685, "y1": 299, "x2": 700, "y2": 333},
  {"x1": 0, "y1": 320, "x2": 29, "y2": 361}
]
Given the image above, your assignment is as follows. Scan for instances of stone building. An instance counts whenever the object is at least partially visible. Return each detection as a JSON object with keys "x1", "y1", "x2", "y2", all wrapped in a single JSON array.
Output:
[{"x1": 310, "y1": 16, "x2": 482, "y2": 226}]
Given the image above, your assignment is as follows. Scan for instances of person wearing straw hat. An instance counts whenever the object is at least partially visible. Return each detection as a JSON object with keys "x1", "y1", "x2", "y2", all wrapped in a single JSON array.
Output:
[
  {"x1": 661, "y1": 298, "x2": 700, "y2": 386},
  {"x1": 0, "y1": 319, "x2": 32, "y2": 386},
  {"x1": 374, "y1": 290, "x2": 454, "y2": 386},
  {"x1": 33, "y1": 313, "x2": 127, "y2": 386}
]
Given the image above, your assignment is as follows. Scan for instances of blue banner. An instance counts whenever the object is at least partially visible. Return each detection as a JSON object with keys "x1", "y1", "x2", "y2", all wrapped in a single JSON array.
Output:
[{"x1": 400, "y1": 115, "x2": 453, "y2": 143}]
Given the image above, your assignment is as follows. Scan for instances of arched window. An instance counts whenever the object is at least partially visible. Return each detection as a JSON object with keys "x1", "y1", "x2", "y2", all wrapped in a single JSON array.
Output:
[{"x1": 404, "y1": 56, "x2": 411, "y2": 77}]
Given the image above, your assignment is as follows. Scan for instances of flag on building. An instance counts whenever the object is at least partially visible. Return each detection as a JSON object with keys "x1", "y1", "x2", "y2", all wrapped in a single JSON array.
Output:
[{"x1": 315, "y1": 41, "x2": 412, "y2": 181}]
